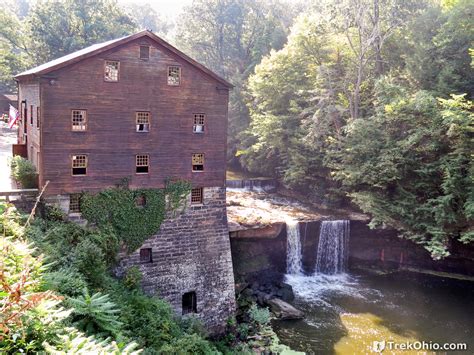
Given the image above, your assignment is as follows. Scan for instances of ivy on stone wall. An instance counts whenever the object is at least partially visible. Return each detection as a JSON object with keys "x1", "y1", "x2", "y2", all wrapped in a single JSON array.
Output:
[{"x1": 80, "y1": 179, "x2": 191, "y2": 252}]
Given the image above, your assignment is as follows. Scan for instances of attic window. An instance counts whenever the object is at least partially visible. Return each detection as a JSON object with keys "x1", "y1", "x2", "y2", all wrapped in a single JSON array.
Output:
[
  {"x1": 136, "y1": 112, "x2": 150, "y2": 132},
  {"x1": 72, "y1": 155, "x2": 87, "y2": 176},
  {"x1": 182, "y1": 291, "x2": 197, "y2": 314},
  {"x1": 193, "y1": 114, "x2": 205, "y2": 133},
  {"x1": 192, "y1": 153, "x2": 204, "y2": 172},
  {"x1": 72, "y1": 110, "x2": 87, "y2": 131},
  {"x1": 104, "y1": 60, "x2": 119, "y2": 82},
  {"x1": 136, "y1": 154, "x2": 149, "y2": 174},
  {"x1": 139, "y1": 46, "x2": 150, "y2": 59},
  {"x1": 167, "y1": 66, "x2": 181, "y2": 86}
]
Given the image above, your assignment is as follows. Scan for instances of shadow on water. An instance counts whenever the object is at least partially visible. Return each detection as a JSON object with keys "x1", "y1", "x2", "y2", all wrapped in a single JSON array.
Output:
[{"x1": 272, "y1": 271, "x2": 474, "y2": 354}]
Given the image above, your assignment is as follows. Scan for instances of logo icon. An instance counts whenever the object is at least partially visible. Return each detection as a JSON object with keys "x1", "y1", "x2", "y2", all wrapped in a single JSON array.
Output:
[{"x1": 373, "y1": 340, "x2": 386, "y2": 353}]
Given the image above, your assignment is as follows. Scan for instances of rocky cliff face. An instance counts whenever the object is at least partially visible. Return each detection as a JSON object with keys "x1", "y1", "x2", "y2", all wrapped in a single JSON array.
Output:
[{"x1": 230, "y1": 220, "x2": 474, "y2": 281}]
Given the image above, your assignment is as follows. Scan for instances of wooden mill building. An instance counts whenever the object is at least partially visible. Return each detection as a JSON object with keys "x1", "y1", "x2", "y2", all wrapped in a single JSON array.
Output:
[{"x1": 14, "y1": 30, "x2": 235, "y2": 332}]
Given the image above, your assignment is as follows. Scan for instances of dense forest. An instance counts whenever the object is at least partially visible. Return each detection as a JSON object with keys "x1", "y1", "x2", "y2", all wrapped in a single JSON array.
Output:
[{"x1": 0, "y1": 1, "x2": 472, "y2": 262}]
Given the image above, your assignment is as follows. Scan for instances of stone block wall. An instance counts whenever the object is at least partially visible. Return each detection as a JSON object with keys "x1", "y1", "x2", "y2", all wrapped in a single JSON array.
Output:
[{"x1": 116, "y1": 187, "x2": 236, "y2": 334}]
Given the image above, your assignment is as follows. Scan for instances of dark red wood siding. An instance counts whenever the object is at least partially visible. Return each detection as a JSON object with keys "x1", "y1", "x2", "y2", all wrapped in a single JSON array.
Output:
[{"x1": 33, "y1": 37, "x2": 228, "y2": 196}]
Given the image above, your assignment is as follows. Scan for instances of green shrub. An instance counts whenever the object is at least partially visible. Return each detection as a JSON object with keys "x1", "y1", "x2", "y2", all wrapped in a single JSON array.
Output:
[
  {"x1": 44, "y1": 328, "x2": 141, "y2": 354},
  {"x1": 123, "y1": 266, "x2": 143, "y2": 290},
  {"x1": 113, "y1": 288, "x2": 182, "y2": 350},
  {"x1": 158, "y1": 333, "x2": 219, "y2": 355},
  {"x1": 42, "y1": 267, "x2": 88, "y2": 297},
  {"x1": 248, "y1": 304, "x2": 270, "y2": 330},
  {"x1": 68, "y1": 289, "x2": 122, "y2": 337},
  {"x1": 73, "y1": 239, "x2": 107, "y2": 287},
  {"x1": 43, "y1": 204, "x2": 66, "y2": 221},
  {"x1": 9, "y1": 155, "x2": 38, "y2": 188}
]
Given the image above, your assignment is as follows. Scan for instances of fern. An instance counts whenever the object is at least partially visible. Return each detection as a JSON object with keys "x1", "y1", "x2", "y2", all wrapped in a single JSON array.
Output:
[{"x1": 68, "y1": 289, "x2": 122, "y2": 337}]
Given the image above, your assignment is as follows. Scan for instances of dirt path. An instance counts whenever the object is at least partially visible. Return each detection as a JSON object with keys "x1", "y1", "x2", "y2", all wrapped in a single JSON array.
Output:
[{"x1": 0, "y1": 121, "x2": 17, "y2": 190}]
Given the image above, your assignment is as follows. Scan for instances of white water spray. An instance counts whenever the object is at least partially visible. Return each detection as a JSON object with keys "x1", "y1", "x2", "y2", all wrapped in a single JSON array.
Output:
[
  {"x1": 315, "y1": 220, "x2": 350, "y2": 275},
  {"x1": 286, "y1": 220, "x2": 303, "y2": 275}
]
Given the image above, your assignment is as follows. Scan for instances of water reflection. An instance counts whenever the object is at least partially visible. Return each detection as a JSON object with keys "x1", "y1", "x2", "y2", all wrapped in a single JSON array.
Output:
[{"x1": 273, "y1": 272, "x2": 474, "y2": 354}]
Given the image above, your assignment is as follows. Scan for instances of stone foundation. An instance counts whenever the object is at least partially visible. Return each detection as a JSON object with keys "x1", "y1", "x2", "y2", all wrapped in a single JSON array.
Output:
[{"x1": 116, "y1": 187, "x2": 236, "y2": 334}]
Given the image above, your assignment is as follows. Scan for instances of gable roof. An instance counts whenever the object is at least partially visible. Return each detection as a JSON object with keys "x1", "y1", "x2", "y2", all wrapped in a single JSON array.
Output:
[{"x1": 15, "y1": 30, "x2": 233, "y2": 88}]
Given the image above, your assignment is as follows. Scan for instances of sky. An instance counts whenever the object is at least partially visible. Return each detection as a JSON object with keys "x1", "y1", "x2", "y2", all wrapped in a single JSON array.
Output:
[{"x1": 119, "y1": 0, "x2": 193, "y2": 18}]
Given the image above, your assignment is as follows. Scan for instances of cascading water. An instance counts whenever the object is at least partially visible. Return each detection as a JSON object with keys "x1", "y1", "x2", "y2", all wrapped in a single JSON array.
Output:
[
  {"x1": 286, "y1": 220, "x2": 303, "y2": 275},
  {"x1": 315, "y1": 220, "x2": 350, "y2": 274}
]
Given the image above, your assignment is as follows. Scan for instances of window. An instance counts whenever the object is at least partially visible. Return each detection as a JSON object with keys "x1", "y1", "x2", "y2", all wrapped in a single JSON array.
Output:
[
  {"x1": 182, "y1": 291, "x2": 197, "y2": 314},
  {"x1": 30, "y1": 105, "x2": 33, "y2": 125},
  {"x1": 192, "y1": 153, "x2": 204, "y2": 171},
  {"x1": 72, "y1": 155, "x2": 87, "y2": 175},
  {"x1": 167, "y1": 66, "x2": 181, "y2": 86},
  {"x1": 191, "y1": 188, "x2": 203, "y2": 205},
  {"x1": 193, "y1": 114, "x2": 205, "y2": 133},
  {"x1": 36, "y1": 107, "x2": 40, "y2": 128},
  {"x1": 72, "y1": 110, "x2": 87, "y2": 131},
  {"x1": 22, "y1": 101, "x2": 27, "y2": 134},
  {"x1": 139, "y1": 45, "x2": 150, "y2": 59},
  {"x1": 140, "y1": 248, "x2": 152, "y2": 263},
  {"x1": 104, "y1": 60, "x2": 119, "y2": 81},
  {"x1": 136, "y1": 154, "x2": 149, "y2": 174},
  {"x1": 69, "y1": 193, "x2": 82, "y2": 213},
  {"x1": 135, "y1": 194, "x2": 147, "y2": 207},
  {"x1": 136, "y1": 112, "x2": 150, "y2": 132}
]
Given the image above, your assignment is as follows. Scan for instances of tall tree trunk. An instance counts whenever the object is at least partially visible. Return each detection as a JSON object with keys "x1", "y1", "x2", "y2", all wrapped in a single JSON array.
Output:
[{"x1": 373, "y1": 0, "x2": 384, "y2": 76}]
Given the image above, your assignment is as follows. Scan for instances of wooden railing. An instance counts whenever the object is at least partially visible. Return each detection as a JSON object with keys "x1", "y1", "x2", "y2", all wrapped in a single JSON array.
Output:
[{"x1": 0, "y1": 188, "x2": 38, "y2": 202}]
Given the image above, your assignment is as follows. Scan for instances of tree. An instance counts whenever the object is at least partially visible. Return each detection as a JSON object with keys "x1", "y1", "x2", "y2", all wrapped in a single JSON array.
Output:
[
  {"x1": 126, "y1": 3, "x2": 172, "y2": 38},
  {"x1": 27, "y1": 0, "x2": 137, "y2": 64},
  {"x1": 329, "y1": 80, "x2": 473, "y2": 258},
  {"x1": 175, "y1": 0, "x2": 295, "y2": 162}
]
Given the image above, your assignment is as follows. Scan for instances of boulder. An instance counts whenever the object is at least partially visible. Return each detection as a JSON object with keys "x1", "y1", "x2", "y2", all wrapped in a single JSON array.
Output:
[{"x1": 266, "y1": 298, "x2": 304, "y2": 320}]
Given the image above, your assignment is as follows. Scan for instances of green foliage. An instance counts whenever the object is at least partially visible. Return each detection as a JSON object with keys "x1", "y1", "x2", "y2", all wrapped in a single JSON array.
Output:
[
  {"x1": 80, "y1": 180, "x2": 191, "y2": 252},
  {"x1": 44, "y1": 327, "x2": 141, "y2": 354},
  {"x1": 9, "y1": 155, "x2": 38, "y2": 188},
  {"x1": 176, "y1": 0, "x2": 295, "y2": 162},
  {"x1": 159, "y1": 333, "x2": 220, "y2": 355},
  {"x1": 248, "y1": 304, "x2": 270, "y2": 329},
  {"x1": 27, "y1": 0, "x2": 137, "y2": 64},
  {"x1": 112, "y1": 287, "x2": 182, "y2": 350},
  {"x1": 330, "y1": 83, "x2": 473, "y2": 258},
  {"x1": 42, "y1": 267, "x2": 88, "y2": 297},
  {"x1": 123, "y1": 266, "x2": 143, "y2": 290},
  {"x1": 68, "y1": 289, "x2": 122, "y2": 337},
  {"x1": 72, "y1": 239, "x2": 108, "y2": 287},
  {"x1": 0, "y1": 202, "x2": 139, "y2": 353}
]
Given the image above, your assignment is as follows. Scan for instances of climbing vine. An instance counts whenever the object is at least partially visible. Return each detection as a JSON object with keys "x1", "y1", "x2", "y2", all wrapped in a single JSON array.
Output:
[{"x1": 80, "y1": 178, "x2": 191, "y2": 252}]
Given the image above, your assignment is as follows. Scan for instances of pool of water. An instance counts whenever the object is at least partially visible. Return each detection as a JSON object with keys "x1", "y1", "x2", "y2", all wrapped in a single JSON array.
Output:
[{"x1": 272, "y1": 271, "x2": 474, "y2": 354}]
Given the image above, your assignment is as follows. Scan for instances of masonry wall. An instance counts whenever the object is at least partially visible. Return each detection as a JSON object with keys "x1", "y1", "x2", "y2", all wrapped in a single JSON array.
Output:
[{"x1": 116, "y1": 187, "x2": 236, "y2": 334}]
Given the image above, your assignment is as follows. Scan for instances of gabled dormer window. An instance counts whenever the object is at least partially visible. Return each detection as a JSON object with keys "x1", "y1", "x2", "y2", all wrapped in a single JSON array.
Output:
[
  {"x1": 168, "y1": 66, "x2": 181, "y2": 86},
  {"x1": 104, "y1": 61, "x2": 119, "y2": 82}
]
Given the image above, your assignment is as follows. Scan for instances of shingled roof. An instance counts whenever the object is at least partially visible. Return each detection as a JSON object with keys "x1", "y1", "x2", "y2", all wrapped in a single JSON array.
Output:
[{"x1": 15, "y1": 30, "x2": 233, "y2": 88}]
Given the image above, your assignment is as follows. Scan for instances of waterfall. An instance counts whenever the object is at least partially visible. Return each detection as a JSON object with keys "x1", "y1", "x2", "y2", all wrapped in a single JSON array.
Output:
[
  {"x1": 315, "y1": 220, "x2": 350, "y2": 274},
  {"x1": 286, "y1": 220, "x2": 303, "y2": 275}
]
